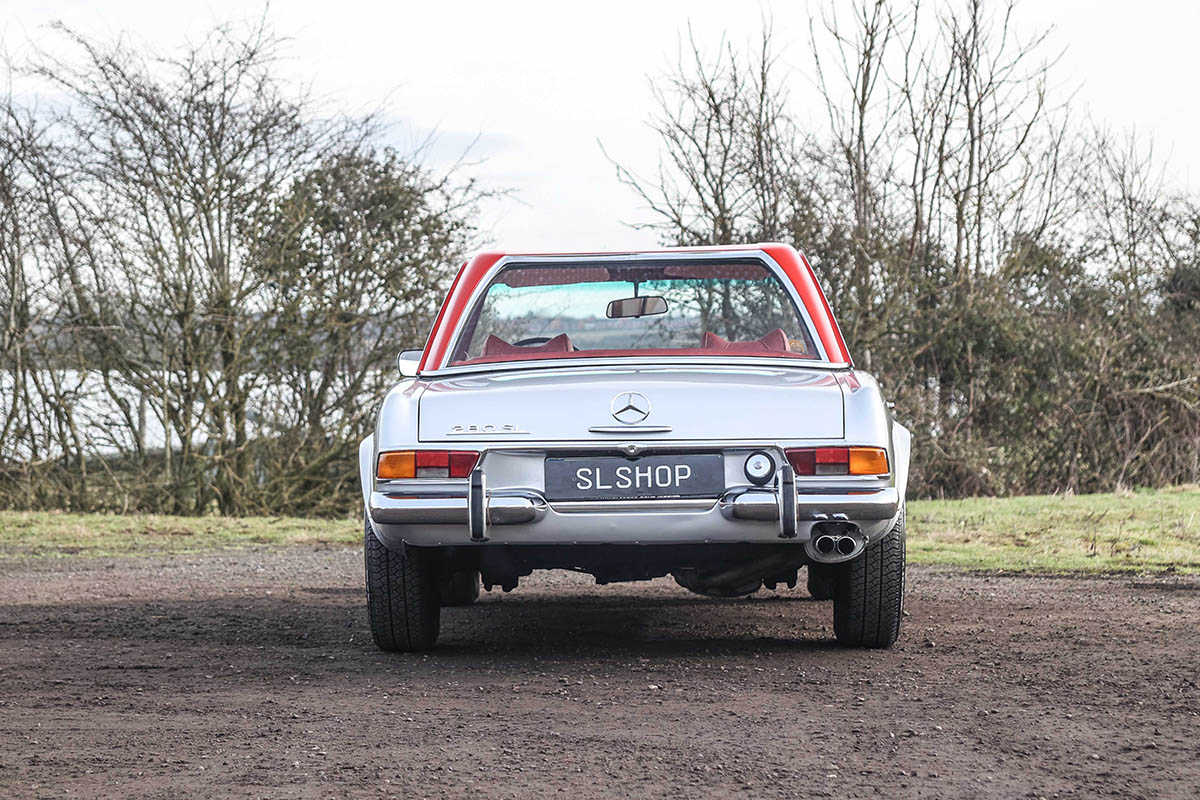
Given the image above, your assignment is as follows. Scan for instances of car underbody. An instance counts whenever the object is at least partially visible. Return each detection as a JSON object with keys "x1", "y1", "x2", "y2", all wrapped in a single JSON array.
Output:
[{"x1": 431, "y1": 542, "x2": 836, "y2": 597}]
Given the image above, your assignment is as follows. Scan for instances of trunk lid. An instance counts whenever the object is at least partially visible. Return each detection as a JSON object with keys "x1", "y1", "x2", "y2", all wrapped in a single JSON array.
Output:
[{"x1": 417, "y1": 364, "x2": 844, "y2": 442}]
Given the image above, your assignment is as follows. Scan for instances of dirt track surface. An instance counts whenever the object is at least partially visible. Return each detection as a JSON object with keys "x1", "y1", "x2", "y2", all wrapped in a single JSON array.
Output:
[{"x1": 1, "y1": 549, "x2": 1198, "y2": 799}]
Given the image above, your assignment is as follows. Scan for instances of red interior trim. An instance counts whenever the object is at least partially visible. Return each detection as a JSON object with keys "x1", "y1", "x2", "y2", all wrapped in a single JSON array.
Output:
[
  {"x1": 453, "y1": 348, "x2": 818, "y2": 367},
  {"x1": 420, "y1": 244, "x2": 852, "y2": 370},
  {"x1": 701, "y1": 328, "x2": 790, "y2": 353},
  {"x1": 420, "y1": 251, "x2": 505, "y2": 371},
  {"x1": 786, "y1": 247, "x2": 851, "y2": 364},
  {"x1": 482, "y1": 333, "x2": 571, "y2": 357},
  {"x1": 417, "y1": 262, "x2": 466, "y2": 372}
]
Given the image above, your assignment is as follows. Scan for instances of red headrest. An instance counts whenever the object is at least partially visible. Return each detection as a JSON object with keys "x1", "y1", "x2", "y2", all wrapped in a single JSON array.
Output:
[
  {"x1": 481, "y1": 333, "x2": 572, "y2": 357},
  {"x1": 701, "y1": 328, "x2": 790, "y2": 353}
]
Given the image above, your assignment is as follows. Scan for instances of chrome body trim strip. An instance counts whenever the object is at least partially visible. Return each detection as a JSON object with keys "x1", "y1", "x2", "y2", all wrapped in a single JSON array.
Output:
[
  {"x1": 586, "y1": 424, "x2": 673, "y2": 434},
  {"x1": 550, "y1": 498, "x2": 716, "y2": 513}
]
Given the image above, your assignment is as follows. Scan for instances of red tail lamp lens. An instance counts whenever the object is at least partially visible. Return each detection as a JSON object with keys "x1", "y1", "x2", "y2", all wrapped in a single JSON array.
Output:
[
  {"x1": 785, "y1": 447, "x2": 888, "y2": 476},
  {"x1": 415, "y1": 451, "x2": 450, "y2": 469},
  {"x1": 378, "y1": 450, "x2": 478, "y2": 479},
  {"x1": 814, "y1": 447, "x2": 849, "y2": 475},
  {"x1": 785, "y1": 448, "x2": 815, "y2": 475},
  {"x1": 448, "y1": 451, "x2": 480, "y2": 478}
]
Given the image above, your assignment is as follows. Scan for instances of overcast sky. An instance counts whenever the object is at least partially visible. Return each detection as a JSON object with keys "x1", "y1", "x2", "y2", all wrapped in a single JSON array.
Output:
[{"x1": 5, "y1": 1, "x2": 1198, "y2": 251}]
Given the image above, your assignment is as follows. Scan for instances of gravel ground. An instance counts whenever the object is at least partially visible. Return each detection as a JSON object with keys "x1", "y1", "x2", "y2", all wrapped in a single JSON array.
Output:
[{"x1": 1, "y1": 547, "x2": 1198, "y2": 799}]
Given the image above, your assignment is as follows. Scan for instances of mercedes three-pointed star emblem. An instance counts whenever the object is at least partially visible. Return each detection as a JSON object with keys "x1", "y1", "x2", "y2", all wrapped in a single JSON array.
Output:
[{"x1": 610, "y1": 391, "x2": 651, "y2": 424}]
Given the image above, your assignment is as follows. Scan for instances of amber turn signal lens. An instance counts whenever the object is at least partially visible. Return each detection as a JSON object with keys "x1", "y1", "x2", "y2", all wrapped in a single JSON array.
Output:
[
  {"x1": 848, "y1": 447, "x2": 889, "y2": 475},
  {"x1": 377, "y1": 451, "x2": 416, "y2": 479},
  {"x1": 785, "y1": 446, "x2": 889, "y2": 476}
]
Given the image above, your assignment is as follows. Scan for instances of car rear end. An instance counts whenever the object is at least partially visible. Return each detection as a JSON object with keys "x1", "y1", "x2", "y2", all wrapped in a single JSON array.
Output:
[
  {"x1": 366, "y1": 364, "x2": 905, "y2": 558},
  {"x1": 360, "y1": 245, "x2": 910, "y2": 651}
]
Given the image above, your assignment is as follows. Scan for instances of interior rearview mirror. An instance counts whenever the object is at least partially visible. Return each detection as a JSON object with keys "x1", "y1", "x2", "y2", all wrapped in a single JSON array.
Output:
[
  {"x1": 397, "y1": 350, "x2": 422, "y2": 378},
  {"x1": 606, "y1": 295, "x2": 668, "y2": 319}
]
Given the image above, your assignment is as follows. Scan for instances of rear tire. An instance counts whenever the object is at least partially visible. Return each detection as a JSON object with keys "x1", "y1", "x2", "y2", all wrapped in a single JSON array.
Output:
[
  {"x1": 440, "y1": 570, "x2": 481, "y2": 606},
  {"x1": 833, "y1": 508, "x2": 906, "y2": 648},
  {"x1": 806, "y1": 564, "x2": 835, "y2": 601},
  {"x1": 364, "y1": 513, "x2": 441, "y2": 652}
]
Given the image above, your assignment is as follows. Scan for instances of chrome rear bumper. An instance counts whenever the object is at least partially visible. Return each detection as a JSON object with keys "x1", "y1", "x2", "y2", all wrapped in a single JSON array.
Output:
[{"x1": 369, "y1": 475, "x2": 899, "y2": 547}]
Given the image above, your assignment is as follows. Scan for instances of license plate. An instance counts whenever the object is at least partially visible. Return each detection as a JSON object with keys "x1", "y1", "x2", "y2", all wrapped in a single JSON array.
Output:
[{"x1": 544, "y1": 454, "x2": 724, "y2": 501}]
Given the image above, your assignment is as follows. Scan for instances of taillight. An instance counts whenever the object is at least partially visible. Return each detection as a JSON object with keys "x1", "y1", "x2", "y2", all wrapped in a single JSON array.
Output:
[
  {"x1": 785, "y1": 446, "x2": 888, "y2": 476},
  {"x1": 448, "y1": 451, "x2": 480, "y2": 477},
  {"x1": 848, "y1": 447, "x2": 889, "y2": 475},
  {"x1": 377, "y1": 450, "x2": 479, "y2": 479},
  {"x1": 415, "y1": 450, "x2": 448, "y2": 476},
  {"x1": 377, "y1": 451, "x2": 415, "y2": 479}
]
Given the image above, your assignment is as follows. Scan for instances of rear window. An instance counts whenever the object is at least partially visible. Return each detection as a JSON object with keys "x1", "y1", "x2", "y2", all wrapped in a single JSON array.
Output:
[{"x1": 449, "y1": 259, "x2": 818, "y2": 366}]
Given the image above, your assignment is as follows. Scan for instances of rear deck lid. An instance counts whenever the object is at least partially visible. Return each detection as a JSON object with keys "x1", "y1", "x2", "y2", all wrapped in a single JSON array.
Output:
[{"x1": 417, "y1": 365, "x2": 844, "y2": 442}]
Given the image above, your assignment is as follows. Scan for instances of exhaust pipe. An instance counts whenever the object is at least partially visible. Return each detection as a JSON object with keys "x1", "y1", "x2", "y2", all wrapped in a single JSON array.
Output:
[
  {"x1": 691, "y1": 551, "x2": 804, "y2": 591},
  {"x1": 672, "y1": 551, "x2": 808, "y2": 598},
  {"x1": 807, "y1": 522, "x2": 864, "y2": 563}
]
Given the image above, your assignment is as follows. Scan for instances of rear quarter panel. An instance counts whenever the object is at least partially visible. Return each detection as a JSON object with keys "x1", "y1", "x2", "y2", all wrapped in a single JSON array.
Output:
[
  {"x1": 840, "y1": 370, "x2": 911, "y2": 501},
  {"x1": 360, "y1": 379, "x2": 424, "y2": 519}
]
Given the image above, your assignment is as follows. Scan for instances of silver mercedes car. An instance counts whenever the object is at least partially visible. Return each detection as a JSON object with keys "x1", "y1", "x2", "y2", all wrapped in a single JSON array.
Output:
[{"x1": 359, "y1": 244, "x2": 911, "y2": 650}]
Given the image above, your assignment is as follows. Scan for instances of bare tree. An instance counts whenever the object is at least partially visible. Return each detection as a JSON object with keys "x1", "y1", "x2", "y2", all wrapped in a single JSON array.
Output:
[
  {"x1": 609, "y1": 0, "x2": 1200, "y2": 497},
  {"x1": 0, "y1": 21, "x2": 488, "y2": 515},
  {"x1": 608, "y1": 24, "x2": 805, "y2": 247}
]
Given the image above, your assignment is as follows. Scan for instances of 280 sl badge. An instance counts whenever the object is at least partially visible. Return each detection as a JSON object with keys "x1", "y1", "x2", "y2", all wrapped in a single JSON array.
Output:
[{"x1": 445, "y1": 423, "x2": 529, "y2": 436}]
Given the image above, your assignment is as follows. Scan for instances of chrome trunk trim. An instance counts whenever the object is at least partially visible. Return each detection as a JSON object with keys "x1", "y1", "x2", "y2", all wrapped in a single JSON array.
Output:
[{"x1": 586, "y1": 425, "x2": 673, "y2": 434}]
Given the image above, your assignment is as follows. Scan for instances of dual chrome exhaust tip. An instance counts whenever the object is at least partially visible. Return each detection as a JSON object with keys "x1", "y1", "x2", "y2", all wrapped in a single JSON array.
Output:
[
  {"x1": 814, "y1": 533, "x2": 858, "y2": 556},
  {"x1": 806, "y1": 521, "x2": 864, "y2": 563}
]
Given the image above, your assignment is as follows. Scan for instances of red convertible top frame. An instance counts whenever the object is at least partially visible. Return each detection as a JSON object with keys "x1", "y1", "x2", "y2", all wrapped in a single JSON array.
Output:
[{"x1": 418, "y1": 243, "x2": 852, "y2": 371}]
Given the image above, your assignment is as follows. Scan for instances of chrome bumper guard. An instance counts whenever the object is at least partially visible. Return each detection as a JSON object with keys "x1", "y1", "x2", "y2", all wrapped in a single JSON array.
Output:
[
  {"x1": 717, "y1": 486, "x2": 899, "y2": 522},
  {"x1": 371, "y1": 490, "x2": 549, "y2": 526}
]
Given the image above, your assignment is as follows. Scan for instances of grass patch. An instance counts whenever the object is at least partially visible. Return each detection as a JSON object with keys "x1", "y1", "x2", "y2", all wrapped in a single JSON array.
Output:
[
  {"x1": 2, "y1": 486, "x2": 1198, "y2": 573},
  {"x1": 908, "y1": 485, "x2": 1200, "y2": 573},
  {"x1": 0, "y1": 511, "x2": 357, "y2": 558}
]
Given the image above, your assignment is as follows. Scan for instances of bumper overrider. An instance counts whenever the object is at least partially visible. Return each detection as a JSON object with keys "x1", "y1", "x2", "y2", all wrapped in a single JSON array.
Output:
[{"x1": 369, "y1": 465, "x2": 900, "y2": 561}]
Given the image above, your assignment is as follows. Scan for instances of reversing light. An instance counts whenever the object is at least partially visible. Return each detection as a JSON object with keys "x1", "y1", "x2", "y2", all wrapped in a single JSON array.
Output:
[
  {"x1": 448, "y1": 451, "x2": 480, "y2": 477},
  {"x1": 744, "y1": 451, "x2": 775, "y2": 484},
  {"x1": 377, "y1": 450, "x2": 479, "y2": 479},
  {"x1": 784, "y1": 446, "x2": 888, "y2": 476}
]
